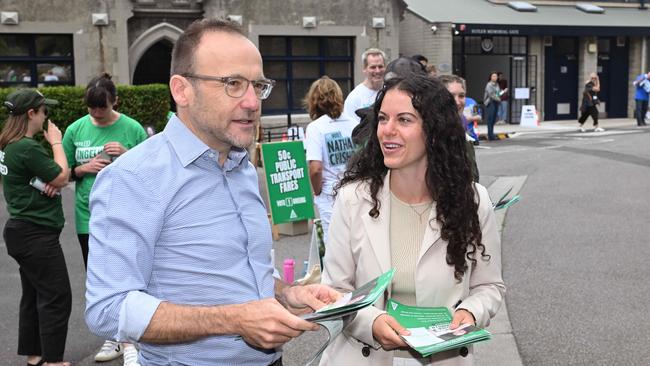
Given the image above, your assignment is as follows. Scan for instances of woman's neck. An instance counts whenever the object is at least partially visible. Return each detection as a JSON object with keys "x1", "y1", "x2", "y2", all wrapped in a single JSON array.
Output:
[
  {"x1": 389, "y1": 168, "x2": 431, "y2": 204},
  {"x1": 92, "y1": 110, "x2": 119, "y2": 126}
]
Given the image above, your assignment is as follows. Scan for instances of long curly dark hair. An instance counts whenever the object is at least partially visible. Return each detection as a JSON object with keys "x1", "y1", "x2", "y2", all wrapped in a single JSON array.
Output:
[{"x1": 336, "y1": 75, "x2": 488, "y2": 281}]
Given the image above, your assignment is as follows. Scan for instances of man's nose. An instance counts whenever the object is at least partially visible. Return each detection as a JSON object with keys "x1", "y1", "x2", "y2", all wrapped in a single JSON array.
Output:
[{"x1": 240, "y1": 83, "x2": 260, "y2": 110}]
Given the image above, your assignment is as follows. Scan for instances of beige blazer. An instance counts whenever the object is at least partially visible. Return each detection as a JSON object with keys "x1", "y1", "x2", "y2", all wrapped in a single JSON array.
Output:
[{"x1": 319, "y1": 172, "x2": 506, "y2": 366}]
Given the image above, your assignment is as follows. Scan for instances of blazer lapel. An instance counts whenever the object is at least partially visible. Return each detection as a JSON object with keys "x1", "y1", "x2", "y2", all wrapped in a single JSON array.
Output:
[
  {"x1": 360, "y1": 173, "x2": 392, "y2": 274},
  {"x1": 417, "y1": 205, "x2": 443, "y2": 264}
]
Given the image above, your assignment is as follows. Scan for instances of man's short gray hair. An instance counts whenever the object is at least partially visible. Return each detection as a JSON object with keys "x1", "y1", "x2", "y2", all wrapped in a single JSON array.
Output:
[{"x1": 361, "y1": 48, "x2": 386, "y2": 68}]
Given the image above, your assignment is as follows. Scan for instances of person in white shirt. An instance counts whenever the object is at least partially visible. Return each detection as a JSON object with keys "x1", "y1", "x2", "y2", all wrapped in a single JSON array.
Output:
[
  {"x1": 343, "y1": 48, "x2": 386, "y2": 122},
  {"x1": 303, "y1": 76, "x2": 357, "y2": 243},
  {"x1": 43, "y1": 71, "x2": 59, "y2": 82}
]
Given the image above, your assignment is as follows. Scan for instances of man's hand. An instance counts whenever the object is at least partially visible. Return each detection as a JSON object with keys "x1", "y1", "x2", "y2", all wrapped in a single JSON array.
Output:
[
  {"x1": 450, "y1": 308, "x2": 476, "y2": 330},
  {"x1": 280, "y1": 284, "x2": 341, "y2": 315},
  {"x1": 371, "y1": 314, "x2": 410, "y2": 351},
  {"x1": 103, "y1": 141, "x2": 127, "y2": 157},
  {"x1": 233, "y1": 298, "x2": 319, "y2": 349}
]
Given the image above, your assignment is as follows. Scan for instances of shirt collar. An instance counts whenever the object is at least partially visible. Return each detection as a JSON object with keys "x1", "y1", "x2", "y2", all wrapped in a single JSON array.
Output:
[{"x1": 164, "y1": 114, "x2": 249, "y2": 169}]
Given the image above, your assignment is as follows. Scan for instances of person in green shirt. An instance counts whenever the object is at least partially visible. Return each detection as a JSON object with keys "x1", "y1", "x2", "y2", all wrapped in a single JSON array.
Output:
[
  {"x1": 62, "y1": 73, "x2": 147, "y2": 365},
  {"x1": 0, "y1": 89, "x2": 72, "y2": 366}
]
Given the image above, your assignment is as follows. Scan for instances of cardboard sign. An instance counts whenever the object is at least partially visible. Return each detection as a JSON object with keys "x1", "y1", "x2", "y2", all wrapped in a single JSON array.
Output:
[
  {"x1": 261, "y1": 141, "x2": 315, "y2": 225},
  {"x1": 520, "y1": 105, "x2": 538, "y2": 127}
]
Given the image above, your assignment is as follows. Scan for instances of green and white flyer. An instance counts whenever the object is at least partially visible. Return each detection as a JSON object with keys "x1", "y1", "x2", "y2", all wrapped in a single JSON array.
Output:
[
  {"x1": 302, "y1": 268, "x2": 395, "y2": 322},
  {"x1": 386, "y1": 299, "x2": 491, "y2": 357}
]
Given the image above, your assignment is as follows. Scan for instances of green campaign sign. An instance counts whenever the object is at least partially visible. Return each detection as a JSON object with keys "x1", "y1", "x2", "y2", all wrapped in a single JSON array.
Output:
[{"x1": 261, "y1": 141, "x2": 314, "y2": 224}]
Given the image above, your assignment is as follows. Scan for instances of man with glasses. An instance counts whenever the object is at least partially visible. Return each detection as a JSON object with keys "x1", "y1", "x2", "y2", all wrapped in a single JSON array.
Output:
[{"x1": 84, "y1": 18, "x2": 339, "y2": 366}]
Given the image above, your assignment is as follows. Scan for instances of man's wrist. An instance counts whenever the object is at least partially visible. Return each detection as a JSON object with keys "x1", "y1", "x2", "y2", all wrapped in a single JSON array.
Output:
[{"x1": 275, "y1": 283, "x2": 291, "y2": 308}]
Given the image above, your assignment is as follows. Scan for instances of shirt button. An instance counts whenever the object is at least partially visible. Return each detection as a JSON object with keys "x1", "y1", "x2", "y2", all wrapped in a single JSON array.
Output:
[{"x1": 459, "y1": 346, "x2": 469, "y2": 357}]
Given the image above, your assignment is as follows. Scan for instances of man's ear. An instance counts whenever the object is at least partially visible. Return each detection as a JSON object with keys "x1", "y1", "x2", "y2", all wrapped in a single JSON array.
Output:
[{"x1": 170, "y1": 75, "x2": 192, "y2": 108}]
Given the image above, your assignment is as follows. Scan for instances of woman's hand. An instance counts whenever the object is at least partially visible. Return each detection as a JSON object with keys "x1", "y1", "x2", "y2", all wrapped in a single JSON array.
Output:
[
  {"x1": 81, "y1": 155, "x2": 111, "y2": 174},
  {"x1": 450, "y1": 309, "x2": 476, "y2": 330},
  {"x1": 371, "y1": 314, "x2": 410, "y2": 351},
  {"x1": 42, "y1": 183, "x2": 61, "y2": 198},
  {"x1": 43, "y1": 120, "x2": 62, "y2": 146}
]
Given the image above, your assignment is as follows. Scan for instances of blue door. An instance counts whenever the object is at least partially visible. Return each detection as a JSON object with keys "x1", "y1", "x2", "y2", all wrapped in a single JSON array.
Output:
[
  {"x1": 597, "y1": 37, "x2": 629, "y2": 118},
  {"x1": 544, "y1": 37, "x2": 579, "y2": 120}
]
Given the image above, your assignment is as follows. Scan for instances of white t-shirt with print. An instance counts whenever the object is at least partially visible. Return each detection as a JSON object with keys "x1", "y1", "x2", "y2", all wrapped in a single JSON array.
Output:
[
  {"x1": 304, "y1": 114, "x2": 358, "y2": 196},
  {"x1": 343, "y1": 83, "x2": 379, "y2": 123}
]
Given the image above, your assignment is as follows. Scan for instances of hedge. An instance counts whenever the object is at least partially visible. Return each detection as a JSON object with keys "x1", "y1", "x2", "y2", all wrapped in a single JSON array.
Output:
[{"x1": 0, "y1": 84, "x2": 171, "y2": 134}]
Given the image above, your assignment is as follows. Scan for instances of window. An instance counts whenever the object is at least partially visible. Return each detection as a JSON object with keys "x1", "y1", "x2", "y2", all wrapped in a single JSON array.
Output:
[
  {"x1": 0, "y1": 34, "x2": 74, "y2": 87},
  {"x1": 260, "y1": 36, "x2": 354, "y2": 115}
]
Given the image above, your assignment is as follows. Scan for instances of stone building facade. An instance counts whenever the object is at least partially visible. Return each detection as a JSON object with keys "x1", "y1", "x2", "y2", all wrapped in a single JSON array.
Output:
[{"x1": 0, "y1": 0, "x2": 406, "y2": 121}]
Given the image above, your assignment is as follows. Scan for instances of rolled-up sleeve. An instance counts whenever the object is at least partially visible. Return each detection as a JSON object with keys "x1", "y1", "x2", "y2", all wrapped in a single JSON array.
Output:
[{"x1": 85, "y1": 164, "x2": 164, "y2": 343}]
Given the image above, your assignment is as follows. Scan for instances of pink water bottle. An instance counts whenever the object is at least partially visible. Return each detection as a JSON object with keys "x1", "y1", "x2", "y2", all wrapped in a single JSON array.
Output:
[{"x1": 283, "y1": 258, "x2": 295, "y2": 284}]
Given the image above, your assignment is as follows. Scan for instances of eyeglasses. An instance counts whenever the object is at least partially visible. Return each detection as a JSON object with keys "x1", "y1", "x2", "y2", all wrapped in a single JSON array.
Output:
[{"x1": 182, "y1": 73, "x2": 276, "y2": 100}]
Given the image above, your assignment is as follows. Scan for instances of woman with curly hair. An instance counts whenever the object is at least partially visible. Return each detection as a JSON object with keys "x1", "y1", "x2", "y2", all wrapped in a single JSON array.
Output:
[{"x1": 319, "y1": 74, "x2": 505, "y2": 366}]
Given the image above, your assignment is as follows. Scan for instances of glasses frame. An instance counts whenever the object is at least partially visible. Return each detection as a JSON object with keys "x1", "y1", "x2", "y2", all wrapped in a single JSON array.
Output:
[{"x1": 182, "y1": 73, "x2": 276, "y2": 100}]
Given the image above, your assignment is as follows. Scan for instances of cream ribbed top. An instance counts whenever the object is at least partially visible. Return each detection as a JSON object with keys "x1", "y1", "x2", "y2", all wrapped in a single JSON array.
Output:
[{"x1": 389, "y1": 191, "x2": 432, "y2": 307}]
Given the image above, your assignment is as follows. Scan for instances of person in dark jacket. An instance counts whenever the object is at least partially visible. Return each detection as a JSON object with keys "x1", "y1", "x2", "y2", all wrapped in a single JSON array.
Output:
[{"x1": 578, "y1": 73, "x2": 604, "y2": 132}]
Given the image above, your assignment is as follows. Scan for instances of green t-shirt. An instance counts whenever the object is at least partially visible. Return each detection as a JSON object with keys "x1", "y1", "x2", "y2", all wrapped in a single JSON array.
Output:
[
  {"x1": 62, "y1": 113, "x2": 147, "y2": 234},
  {"x1": 0, "y1": 137, "x2": 64, "y2": 229}
]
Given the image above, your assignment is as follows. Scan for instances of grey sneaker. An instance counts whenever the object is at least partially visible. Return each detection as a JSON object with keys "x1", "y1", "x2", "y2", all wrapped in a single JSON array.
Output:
[{"x1": 94, "y1": 340, "x2": 123, "y2": 362}]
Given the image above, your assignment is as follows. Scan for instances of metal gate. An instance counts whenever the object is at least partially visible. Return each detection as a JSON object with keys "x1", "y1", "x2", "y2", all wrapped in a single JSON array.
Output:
[{"x1": 509, "y1": 55, "x2": 537, "y2": 123}]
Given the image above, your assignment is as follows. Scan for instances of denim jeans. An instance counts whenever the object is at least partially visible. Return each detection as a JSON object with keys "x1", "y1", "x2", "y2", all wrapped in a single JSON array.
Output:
[
  {"x1": 497, "y1": 100, "x2": 509, "y2": 122},
  {"x1": 485, "y1": 102, "x2": 499, "y2": 140}
]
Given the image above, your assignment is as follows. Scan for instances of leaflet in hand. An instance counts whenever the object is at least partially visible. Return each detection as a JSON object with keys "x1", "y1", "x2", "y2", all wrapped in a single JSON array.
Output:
[
  {"x1": 386, "y1": 299, "x2": 491, "y2": 357},
  {"x1": 301, "y1": 268, "x2": 395, "y2": 322}
]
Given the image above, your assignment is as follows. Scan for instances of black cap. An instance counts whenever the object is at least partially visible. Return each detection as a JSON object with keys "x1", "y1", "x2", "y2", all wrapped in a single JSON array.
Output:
[
  {"x1": 3, "y1": 89, "x2": 59, "y2": 116},
  {"x1": 384, "y1": 57, "x2": 427, "y2": 81}
]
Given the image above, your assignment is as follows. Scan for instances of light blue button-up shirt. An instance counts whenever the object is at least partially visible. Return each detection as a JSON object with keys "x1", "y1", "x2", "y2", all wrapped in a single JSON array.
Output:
[{"x1": 85, "y1": 115, "x2": 278, "y2": 365}]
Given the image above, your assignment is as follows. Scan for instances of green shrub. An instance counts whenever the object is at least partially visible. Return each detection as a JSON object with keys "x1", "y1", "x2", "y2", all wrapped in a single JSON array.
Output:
[
  {"x1": 0, "y1": 84, "x2": 171, "y2": 133},
  {"x1": 116, "y1": 84, "x2": 172, "y2": 133}
]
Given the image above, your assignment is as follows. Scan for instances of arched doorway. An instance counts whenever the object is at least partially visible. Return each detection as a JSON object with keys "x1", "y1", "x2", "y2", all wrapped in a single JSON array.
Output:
[{"x1": 132, "y1": 40, "x2": 173, "y2": 85}]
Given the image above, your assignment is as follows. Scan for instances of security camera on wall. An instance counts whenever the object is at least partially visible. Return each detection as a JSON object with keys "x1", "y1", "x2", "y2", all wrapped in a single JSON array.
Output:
[
  {"x1": 431, "y1": 25, "x2": 438, "y2": 33},
  {"x1": 226, "y1": 15, "x2": 243, "y2": 25}
]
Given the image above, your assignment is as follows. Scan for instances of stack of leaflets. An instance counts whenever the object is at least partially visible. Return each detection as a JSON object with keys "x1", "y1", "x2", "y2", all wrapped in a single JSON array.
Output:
[
  {"x1": 302, "y1": 268, "x2": 395, "y2": 322},
  {"x1": 386, "y1": 299, "x2": 491, "y2": 357}
]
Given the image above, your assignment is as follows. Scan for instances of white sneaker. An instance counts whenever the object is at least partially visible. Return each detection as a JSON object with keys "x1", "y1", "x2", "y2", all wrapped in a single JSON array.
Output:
[
  {"x1": 123, "y1": 344, "x2": 141, "y2": 366},
  {"x1": 579, "y1": 127, "x2": 586, "y2": 132},
  {"x1": 95, "y1": 340, "x2": 123, "y2": 362},
  {"x1": 594, "y1": 127, "x2": 605, "y2": 132}
]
